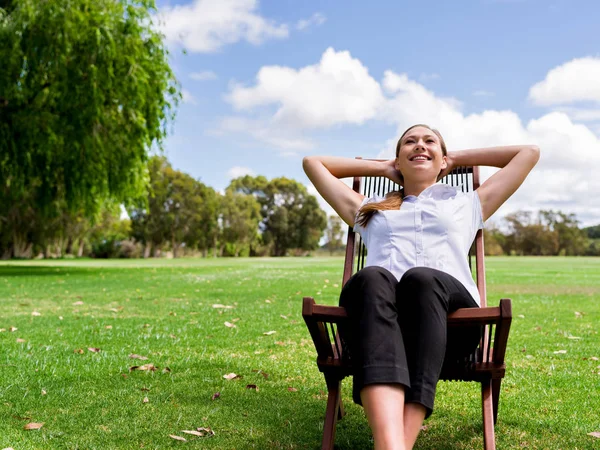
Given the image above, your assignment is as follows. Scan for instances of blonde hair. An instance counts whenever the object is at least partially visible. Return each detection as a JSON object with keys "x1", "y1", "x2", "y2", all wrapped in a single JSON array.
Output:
[{"x1": 355, "y1": 124, "x2": 447, "y2": 227}]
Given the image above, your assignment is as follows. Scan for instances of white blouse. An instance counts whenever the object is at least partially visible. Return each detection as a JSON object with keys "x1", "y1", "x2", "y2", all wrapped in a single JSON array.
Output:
[{"x1": 353, "y1": 183, "x2": 485, "y2": 305}]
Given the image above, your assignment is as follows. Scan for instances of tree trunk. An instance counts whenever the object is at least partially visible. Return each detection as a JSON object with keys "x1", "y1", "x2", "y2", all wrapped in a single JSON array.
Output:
[
  {"x1": 66, "y1": 237, "x2": 73, "y2": 255},
  {"x1": 77, "y1": 240, "x2": 85, "y2": 257},
  {"x1": 143, "y1": 243, "x2": 151, "y2": 258}
]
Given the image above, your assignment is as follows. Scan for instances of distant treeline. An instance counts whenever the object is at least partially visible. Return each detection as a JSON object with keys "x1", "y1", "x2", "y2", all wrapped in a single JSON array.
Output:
[
  {"x1": 0, "y1": 156, "x2": 327, "y2": 259},
  {"x1": 1, "y1": 156, "x2": 598, "y2": 259}
]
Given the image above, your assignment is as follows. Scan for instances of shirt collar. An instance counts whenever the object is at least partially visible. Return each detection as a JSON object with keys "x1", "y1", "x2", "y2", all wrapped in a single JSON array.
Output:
[{"x1": 403, "y1": 183, "x2": 460, "y2": 201}]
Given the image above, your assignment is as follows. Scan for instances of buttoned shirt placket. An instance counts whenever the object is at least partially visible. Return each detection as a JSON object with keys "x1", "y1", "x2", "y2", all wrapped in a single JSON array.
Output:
[{"x1": 414, "y1": 199, "x2": 424, "y2": 266}]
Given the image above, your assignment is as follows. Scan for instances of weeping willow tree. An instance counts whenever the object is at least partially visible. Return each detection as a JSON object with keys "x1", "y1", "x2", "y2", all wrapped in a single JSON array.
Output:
[{"x1": 0, "y1": 0, "x2": 179, "y2": 257}]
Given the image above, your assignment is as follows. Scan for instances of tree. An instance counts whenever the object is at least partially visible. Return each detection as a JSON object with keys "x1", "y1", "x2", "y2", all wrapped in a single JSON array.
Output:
[
  {"x1": 220, "y1": 191, "x2": 261, "y2": 257},
  {"x1": 0, "y1": 0, "x2": 179, "y2": 216},
  {"x1": 227, "y1": 176, "x2": 327, "y2": 256},
  {"x1": 325, "y1": 215, "x2": 344, "y2": 255}
]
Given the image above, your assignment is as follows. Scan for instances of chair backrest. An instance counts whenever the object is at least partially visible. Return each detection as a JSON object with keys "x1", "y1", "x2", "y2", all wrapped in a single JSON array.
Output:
[{"x1": 342, "y1": 164, "x2": 487, "y2": 307}]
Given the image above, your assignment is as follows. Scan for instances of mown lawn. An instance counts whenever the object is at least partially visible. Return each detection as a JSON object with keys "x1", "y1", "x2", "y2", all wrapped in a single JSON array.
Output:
[{"x1": 0, "y1": 257, "x2": 599, "y2": 449}]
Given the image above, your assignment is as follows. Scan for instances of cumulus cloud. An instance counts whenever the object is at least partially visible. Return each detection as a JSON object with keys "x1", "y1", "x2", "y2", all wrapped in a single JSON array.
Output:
[
  {"x1": 529, "y1": 57, "x2": 600, "y2": 105},
  {"x1": 220, "y1": 48, "x2": 600, "y2": 224},
  {"x1": 226, "y1": 48, "x2": 385, "y2": 129},
  {"x1": 228, "y1": 166, "x2": 255, "y2": 179},
  {"x1": 157, "y1": 0, "x2": 288, "y2": 53},
  {"x1": 296, "y1": 12, "x2": 326, "y2": 31},
  {"x1": 190, "y1": 71, "x2": 218, "y2": 81},
  {"x1": 217, "y1": 117, "x2": 314, "y2": 151}
]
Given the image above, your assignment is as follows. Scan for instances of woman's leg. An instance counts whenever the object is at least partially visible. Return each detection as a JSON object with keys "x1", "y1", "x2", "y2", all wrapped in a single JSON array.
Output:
[
  {"x1": 339, "y1": 266, "x2": 411, "y2": 450},
  {"x1": 396, "y1": 267, "x2": 481, "y2": 446}
]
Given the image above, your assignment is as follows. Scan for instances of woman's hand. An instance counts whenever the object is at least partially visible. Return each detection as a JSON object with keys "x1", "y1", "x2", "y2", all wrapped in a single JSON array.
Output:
[
  {"x1": 383, "y1": 159, "x2": 404, "y2": 185},
  {"x1": 437, "y1": 152, "x2": 455, "y2": 181}
]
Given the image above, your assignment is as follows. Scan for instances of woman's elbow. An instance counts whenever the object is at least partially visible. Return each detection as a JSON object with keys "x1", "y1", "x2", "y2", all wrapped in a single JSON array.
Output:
[{"x1": 526, "y1": 145, "x2": 541, "y2": 164}]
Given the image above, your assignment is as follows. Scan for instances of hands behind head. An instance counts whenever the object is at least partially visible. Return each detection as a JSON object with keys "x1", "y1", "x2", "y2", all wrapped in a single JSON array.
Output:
[
  {"x1": 384, "y1": 159, "x2": 404, "y2": 185},
  {"x1": 437, "y1": 153, "x2": 455, "y2": 181}
]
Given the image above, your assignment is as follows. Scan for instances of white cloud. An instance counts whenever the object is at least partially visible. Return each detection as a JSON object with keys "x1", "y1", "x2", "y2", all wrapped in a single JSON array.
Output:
[
  {"x1": 190, "y1": 70, "x2": 218, "y2": 81},
  {"x1": 220, "y1": 49, "x2": 600, "y2": 224},
  {"x1": 296, "y1": 12, "x2": 326, "y2": 31},
  {"x1": 473, "y1": 90, "x2": 495, "y2": 97},
  {"x1": 217, "y1": 117, "x2": 314, "y2": 150},
  {"x1": 157, "y1": 0, "x2": 288, "y2": 53},
  {"x1": 227, "y1": 47, "x2": 385, "y2": 129},
  {"x1": 529, "y1": 57, "x2": 600, "y2": 105},
  {"x1": 181, "y1": 88, "x2": 197, "y2": 105},
  {"x1": 552, "y1": 107, "x2": 600, "y2": 123},
  {"x1": 228, "y1": 166, "x2": 255, "y2": 179}
]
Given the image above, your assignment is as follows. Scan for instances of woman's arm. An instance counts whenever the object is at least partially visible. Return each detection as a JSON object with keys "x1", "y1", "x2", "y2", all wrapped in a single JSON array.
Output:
[
  {"x1": 302, "y1": 156, "x2": 400, "y2": 226},
  {"x1": 447, "y1": 145, "x2": 540, "y2": 221}
]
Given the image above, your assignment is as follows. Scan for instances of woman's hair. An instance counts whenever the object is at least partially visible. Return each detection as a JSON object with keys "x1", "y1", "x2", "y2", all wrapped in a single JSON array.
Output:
[{"x1": 355, "y1": 124, "x2": 447, "y2": 228}]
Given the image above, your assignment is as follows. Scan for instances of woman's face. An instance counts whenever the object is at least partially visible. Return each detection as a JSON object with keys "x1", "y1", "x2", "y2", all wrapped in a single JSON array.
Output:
[{"x1": 395, "y1": 126, "x2": 447, "y2": 181}]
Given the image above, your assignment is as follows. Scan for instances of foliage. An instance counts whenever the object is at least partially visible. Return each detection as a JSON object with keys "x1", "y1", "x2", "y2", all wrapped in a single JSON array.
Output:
[
  {"x1": 228, "y1": 175, "x2": 327, "y2": 256},
  {"x1": 0, "y1": 0, "x2": 179, "y2": 215},
  {"x1": 324, "y1": 215, "x2": 345, "y2": 255}
]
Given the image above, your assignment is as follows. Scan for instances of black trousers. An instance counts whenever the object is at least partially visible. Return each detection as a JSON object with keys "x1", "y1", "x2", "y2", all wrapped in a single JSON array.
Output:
[{"x1": 339, "y1": 266, "x2": 481, "y2": 418}]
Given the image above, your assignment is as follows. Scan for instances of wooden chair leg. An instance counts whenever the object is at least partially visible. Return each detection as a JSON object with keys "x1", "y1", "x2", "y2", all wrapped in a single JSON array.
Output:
[
  {"x1": 337, "y1": 396, "x2": 345, "y2": 420},
  {"x1": 322, "y1": 377, "x2": 342, "y2": 450},
  {"x1": 491, "y1": 379, "x2": 501, "y2": 425},
  {"x1": 482, "y1": 379, "x2": 496, "y2": 450}
]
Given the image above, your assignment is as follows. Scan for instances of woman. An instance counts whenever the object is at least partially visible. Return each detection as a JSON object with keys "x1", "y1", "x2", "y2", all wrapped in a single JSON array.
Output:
[{"x1": 302, "y1": 124, "x2": 539, "y2": 450}]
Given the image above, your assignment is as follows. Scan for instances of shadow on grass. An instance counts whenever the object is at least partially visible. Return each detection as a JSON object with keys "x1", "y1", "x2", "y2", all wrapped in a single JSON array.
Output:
[{"x1": 0, "y1": 266, "x2": 116, "y2": 278}]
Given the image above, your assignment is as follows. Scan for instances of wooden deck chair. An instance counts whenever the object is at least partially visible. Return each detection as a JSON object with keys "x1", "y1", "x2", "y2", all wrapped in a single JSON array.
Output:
[{"x1": 302, "y1": 165, "x2": 512, "y2": 450}]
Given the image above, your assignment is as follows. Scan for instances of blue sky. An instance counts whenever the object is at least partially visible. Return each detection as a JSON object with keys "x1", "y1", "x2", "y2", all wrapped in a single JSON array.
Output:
[{"x1": 155, "y1": 0, "x2": 600, "y2": 226}]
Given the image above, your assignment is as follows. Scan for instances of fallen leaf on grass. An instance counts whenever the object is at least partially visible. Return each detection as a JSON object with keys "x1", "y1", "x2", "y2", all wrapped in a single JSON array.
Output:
[
  {"x1": 196, "y1": 427, "x2": 215, "y2": 437},
  {"x1": 246, "y1": 384, "x2": 259, "y2": 391},
  {"x1": 31, "y1": 311, "x2": 41, "y2": 316},
  {"x1": 105, "y1": 325, "x2": 113, "y2": 330},
  {"x1": 24, "y1": 422, "x2": 44, "y2": 430},
  {"x1": 588, "y1": 432, "x2": 600, "y2": 438},
  {"x1": 181, "y1": 430, "x2": 204, "y2": 436},
  {"x1": 129, "y1": 354, "x2": 148, "y2": 360},
  {"x1": 41, "y1": 389, "x2": 47, "y2": 395},
  {"x1": 280, "y1": 315, "x2": 288, "y2": 320},
  {"x1": 74, "y1": 348, "x2": 84, "y2": 354},
  {"x1": 72, "y1": 301, "x2": 84, "y2": 306},
  {"x1": 16, "y1": 338, "x2": 26, "y2": 343},
  {"x1": 2, "y1": 447, "x2": 15, "y2": 450},
  {"x1": 211, "y1": 392, "x2": 220, "y2": 400},
  {"x1": 130, "y1": 364, "x2": 158, "y2": 372},
  {"x1": 575, "y1": 311, "x2": 584, "y2": 318},
  {"x1": 162, "y1": 367, "x2": 171, "y2": 373},
  {"x1": 252, "y1": 370, "x2": 269, "y2": 379},
  {"x1": 223, "y1": 373, "x2": 240, "y2": 380},
  {"x1": 567, "y1": 336, "x2": 581, "y2": 340},
  {"x1": 287, "y1": 387, "x2": 298, "y2": 392},
  {"x1": 554, "y1": 350, "x2": 567, "y2": 354},
  {"x1": 169, "y1": 334, "x2": 177, "y2": 339},
  {"x1": 143, "y1": 397, "x2": 149, "y2": 403},
  {"x1": 591, "y1": 357, "x2": 599, "y2": 361},
  {"x1": 0, "y1": 328, "x2": 5, "y2": 332},
  {"x1": 141, "y1": 387, "x2": 150, "y2": 392},
  {"x1": 263, "y1": 331, "x2": 277, "y2": 336},
  {"x1": 169, "y1": 434, "x2": 187, "y2": 441},
  {"x1": 9, "y1": 327, "x2": 17, "y2": 332},
  {"x1": 212, "y1": 304, "x2": 234, "y2": 309},
  {"x1": 224, "y1": 322, "x2": 236, "y2": 328},
  {"x1": 88, "y1": 347, "x2": 101, "y2": 353}
]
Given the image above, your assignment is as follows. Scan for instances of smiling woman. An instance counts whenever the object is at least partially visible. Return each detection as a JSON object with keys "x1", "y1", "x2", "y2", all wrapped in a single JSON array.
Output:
[{"x1": 302, "y1": 124, "x2": 539, "y2": 450}]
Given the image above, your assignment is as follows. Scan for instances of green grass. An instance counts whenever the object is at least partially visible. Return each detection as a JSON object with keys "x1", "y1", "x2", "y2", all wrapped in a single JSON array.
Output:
[{"x1": 0, "y1": 257, "x2": 599, "y2": 449}]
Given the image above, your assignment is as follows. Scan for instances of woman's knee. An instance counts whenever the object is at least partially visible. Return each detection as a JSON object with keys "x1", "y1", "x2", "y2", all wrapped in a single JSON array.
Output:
[
  {"x1": 340, "y1": 266, "x2": 397, "y2": 309},
  {"x1": 400, "y1": 267, "x2": 440, "y2": 289}
]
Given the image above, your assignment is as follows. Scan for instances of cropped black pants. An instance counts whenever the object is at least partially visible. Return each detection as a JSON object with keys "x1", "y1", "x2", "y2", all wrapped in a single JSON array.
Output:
[{"x1": 339, "y1": 266, "x2": 481, "y2": 418}]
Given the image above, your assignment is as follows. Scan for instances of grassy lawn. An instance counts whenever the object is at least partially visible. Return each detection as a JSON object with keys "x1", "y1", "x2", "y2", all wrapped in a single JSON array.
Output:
[{"x1": 0, "y1": 257, "x2": 599, "y2": 449}]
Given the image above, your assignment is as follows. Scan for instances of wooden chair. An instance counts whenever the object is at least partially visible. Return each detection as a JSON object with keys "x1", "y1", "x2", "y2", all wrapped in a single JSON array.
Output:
[{"x1": 302, "y1": 166, "x2": 512, "y2": 450}]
